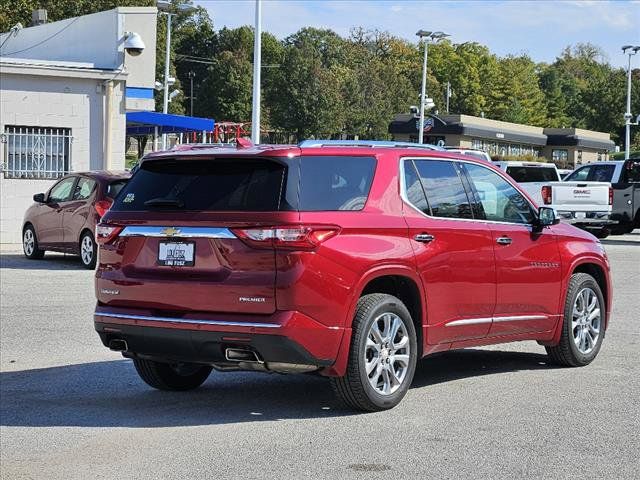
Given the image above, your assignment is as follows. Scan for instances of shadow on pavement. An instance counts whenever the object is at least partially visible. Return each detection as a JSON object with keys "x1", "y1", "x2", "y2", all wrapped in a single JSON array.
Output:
[
  {"x1": 1, "y1": 349, "x2": 553, "y2": 428},
  {"x1": 600, "y1": 238, "x2": 640, "y2": 246},
  {"x1": 0, "y1": 253, "x2": 85, "y2": 271}
]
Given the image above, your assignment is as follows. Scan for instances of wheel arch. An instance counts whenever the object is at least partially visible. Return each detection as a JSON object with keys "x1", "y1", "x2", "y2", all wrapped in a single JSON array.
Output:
[{"x1": 324, "y1": 266, "x2": 425, "y2": 378}]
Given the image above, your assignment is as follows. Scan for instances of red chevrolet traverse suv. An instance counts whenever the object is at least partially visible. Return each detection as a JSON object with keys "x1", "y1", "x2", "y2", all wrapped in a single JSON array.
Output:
[{"x1": 94, "y1": 140, "x2": 612, "y2": 411}]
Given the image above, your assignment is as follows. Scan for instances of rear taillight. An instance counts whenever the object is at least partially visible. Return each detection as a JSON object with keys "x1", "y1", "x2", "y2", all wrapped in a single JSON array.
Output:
[
  {"x1": 608, "y1": 187, "x2": 613, "y2": 205},
  {"x1": 231, "y1": 225, "x2": 340, "y2": 251},
  {"x1": 541, "y1": 186, "x2": 552, "y2": 205},
  {"x1": 95, "y1": 223, "x2": 122, "y2": 244},
  {"x1": 95, "y1": 199, "x2": 113, "y2": 218}
]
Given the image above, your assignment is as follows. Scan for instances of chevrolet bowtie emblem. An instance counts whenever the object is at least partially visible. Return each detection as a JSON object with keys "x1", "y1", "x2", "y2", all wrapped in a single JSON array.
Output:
[{"x1": 162, "y1": 227, "x2": 181, "y2": 236}]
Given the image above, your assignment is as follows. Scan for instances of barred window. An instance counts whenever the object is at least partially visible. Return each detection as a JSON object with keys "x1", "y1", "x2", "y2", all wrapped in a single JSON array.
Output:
[{"x1": 1, "y1": 126, "x2": 72, "y2": 179}]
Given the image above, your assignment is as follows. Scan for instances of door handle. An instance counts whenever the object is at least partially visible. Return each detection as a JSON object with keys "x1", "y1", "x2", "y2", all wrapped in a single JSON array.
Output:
[
  {"x1": 496, "y1": 236, "x2": 512, "y2": 245},
  {"x1": 414, "y1": 233, "x2": 435, "y2": 243}
]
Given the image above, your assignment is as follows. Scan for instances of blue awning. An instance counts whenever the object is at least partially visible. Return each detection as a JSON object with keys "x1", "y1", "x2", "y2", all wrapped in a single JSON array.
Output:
[{"x1": 126, "y1": 111, "x2": 215, "y2": 135}]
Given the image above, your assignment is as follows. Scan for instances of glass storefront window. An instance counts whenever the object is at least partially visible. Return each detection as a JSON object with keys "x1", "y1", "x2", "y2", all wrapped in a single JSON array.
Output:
[{"x1": 552, "y1": 149, "x2": 568, "y2": 163}]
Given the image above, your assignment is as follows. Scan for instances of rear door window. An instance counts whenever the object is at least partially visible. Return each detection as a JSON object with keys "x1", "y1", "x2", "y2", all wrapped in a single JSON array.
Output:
[
  {"x1": 73, "y1": 177, "x2": 96, "y2": 200},
  {"x1": 112, "y1": 158, "x2": 288, "y2": 211},
  {"x1": 505, "y1": 166, "x2": 558, "y2": 182},
  {"x1": 298, "y1": 156, "x2": 376, "y2": 211},
  {"x1": 412, "y1": 160, "x2": 474, "y2": 219},
  {"x1": 589, "y1": 164, "x2": 615, "y2": 182}
]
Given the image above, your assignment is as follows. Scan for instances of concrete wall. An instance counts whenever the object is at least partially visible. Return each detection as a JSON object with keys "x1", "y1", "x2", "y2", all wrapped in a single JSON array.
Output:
[{"x1": 0, "y1": 72, "x2": 126, "y2": 244}]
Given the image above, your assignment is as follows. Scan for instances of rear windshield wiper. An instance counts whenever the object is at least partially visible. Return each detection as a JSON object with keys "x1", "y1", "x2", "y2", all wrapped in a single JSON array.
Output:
[{"x1": 143, "y1": 197, "x2": 185, "y2": 208}]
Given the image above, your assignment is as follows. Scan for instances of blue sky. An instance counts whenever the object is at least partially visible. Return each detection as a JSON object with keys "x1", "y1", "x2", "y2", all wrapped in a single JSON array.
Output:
[{"x1": 195, "y1": 0, "x2": 640, "y2": 68}]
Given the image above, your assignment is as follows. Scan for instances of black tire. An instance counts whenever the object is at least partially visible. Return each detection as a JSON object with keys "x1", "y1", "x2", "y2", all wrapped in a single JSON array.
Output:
[
  {"x1": 133, "y1": 359, "x2": 212, "y2": 391},
  {"x1": 22, "y1": 224, "x2": 45, "y2": 259},
  {"x1": 610, "y1": 223, "x2": 634, "y2": 235},
  {"x1": 331, "y1": 294, "x2": 418, "y2": 412},
  {"x1": 545, "y1": 273, "x2": 605, "y2": 367},
  {"x1": 592, "y1": 228, "x2": 610, "y2": 239},
  {"x1": 79, "y1": 231, "x2": 97, "y2": 269}
]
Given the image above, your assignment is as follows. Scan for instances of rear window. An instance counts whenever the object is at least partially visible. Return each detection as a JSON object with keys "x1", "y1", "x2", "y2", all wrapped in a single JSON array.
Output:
[
  {"x1": 112, "y1": 158, "x2": 288, "y2": 211},
  {"x1": 298, "y1": 156, "x2": 376, "y2": 211},
  {"x1": 107, "y1": 180, "x2": 128, "y2": 199},
  {"x1": 506, "y1": 166, "x2": 559, "y2": 183}
]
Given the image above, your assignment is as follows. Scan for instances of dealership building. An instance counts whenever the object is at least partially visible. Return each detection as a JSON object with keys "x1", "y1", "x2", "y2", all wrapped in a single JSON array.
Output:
[
  {"x1": 0, "y1": 7, "x2": 157, "y2": 245},
  {"x1": 389, "y1": 113, "x2": 616, "y2": 165}
]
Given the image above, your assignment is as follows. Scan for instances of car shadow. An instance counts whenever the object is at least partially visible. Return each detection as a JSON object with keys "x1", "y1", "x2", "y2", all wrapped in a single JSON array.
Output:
[
  {"x1": 0, "y1": 253, "x2": 85, "y2": 270},
  {"x1": 601, "y1": 238, "x2": 639, "y2": 246},
  {"x1": 0, "y1": 349, "x2": 554, "y2": 428}
]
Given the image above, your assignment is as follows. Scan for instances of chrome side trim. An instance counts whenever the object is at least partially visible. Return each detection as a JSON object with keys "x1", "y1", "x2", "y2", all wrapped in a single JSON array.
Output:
[
  {"x1": 119, "y1": 226, "x2": 236, "y2": 239},
  {"x1": 445, "y1": 317, "x2": 493, "y2": 326},
  {"x1": 445, "y1": 314, "x2": 548, "y2": 327},
  {"x1": 492, "y1": 315, "x2": 548, "y2": 323},
  {"x1": 95, "y1": 312, "x2": 280, "y2": 329}
]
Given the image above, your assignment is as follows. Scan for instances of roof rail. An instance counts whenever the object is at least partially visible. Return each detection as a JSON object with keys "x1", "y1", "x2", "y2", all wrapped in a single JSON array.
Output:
[{"x1": 298, "y1": 139, "x2": 444, "y2": 150}]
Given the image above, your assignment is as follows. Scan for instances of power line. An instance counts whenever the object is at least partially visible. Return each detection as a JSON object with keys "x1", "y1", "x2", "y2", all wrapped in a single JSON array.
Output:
[{"x1": 2, "y1": 17, "x2": 79, "y2": 56}]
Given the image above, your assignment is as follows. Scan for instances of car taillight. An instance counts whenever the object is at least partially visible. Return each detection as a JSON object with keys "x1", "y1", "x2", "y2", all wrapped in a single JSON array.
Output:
[
  {"x1": 95, "y1": 223, "x2": 122, "y2": 244},
  {"x1": 608, "y1": 187, "x2": 613, "y2": 205},
  {"x1": 541, "y1": 186, "x2": 552, "y2": 205},
  {"x1": 231, "y1": 225, "x2": 340, "y2": 251},
  {"x1": 95, "y1": 199, "x2": 113, "y2": 218}
]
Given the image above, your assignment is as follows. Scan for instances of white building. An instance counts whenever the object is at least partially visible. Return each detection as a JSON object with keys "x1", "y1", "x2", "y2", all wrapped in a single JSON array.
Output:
[{"x1": 0, "y1": 7, "x2": 157, "y2": 245}]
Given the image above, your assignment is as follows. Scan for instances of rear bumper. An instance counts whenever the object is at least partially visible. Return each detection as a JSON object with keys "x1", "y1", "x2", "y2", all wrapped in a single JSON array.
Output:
[
  {"x1": 94, "y1": 306, "x2": 343, "y2": 367},
  {"x1": 552, "y1": 208, "x2": 613, "y2": 226}
]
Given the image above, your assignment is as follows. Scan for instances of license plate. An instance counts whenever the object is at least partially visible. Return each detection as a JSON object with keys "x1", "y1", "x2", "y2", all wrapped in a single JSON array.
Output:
[
  {"x1": 575, "y1": 212, "x2": 586, "y2": 219},
  {"x1": 158, "y1": 241, "x2": 195, "y2": 266}
]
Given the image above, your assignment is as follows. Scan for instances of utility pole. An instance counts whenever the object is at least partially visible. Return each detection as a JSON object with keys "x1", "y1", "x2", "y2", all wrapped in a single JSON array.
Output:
[
  {"x1": 188, "y1": 71, "x2": 195, "y2": 116},
  {"x1": 251, "y1": 0, "x2": 262, "y2": 144},
  {"x1": 161, "y1": 12, "x2": 172, "y2": 150},
  {"x1": 446, "y1": 81, "x2": 452, "y2": 114}
]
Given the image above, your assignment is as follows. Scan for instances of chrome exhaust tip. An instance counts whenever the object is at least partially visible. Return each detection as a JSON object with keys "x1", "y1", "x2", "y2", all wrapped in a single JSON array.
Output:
[
  {"x1": 225, "y1": 348, "x2": 263, "y2": 364},
  {"x1": 108, "y1": 339, "x2": 128, "y2": 352}
]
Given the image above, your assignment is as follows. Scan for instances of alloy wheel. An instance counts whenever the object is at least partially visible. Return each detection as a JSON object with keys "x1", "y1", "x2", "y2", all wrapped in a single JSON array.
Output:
[
  {"x1": 572, "y1": 287, "x2": 601, "y2": 354},
  {"x1": 81, "y1": 235, "x2": 94, "y2": 265},
  {"x1": 364, "y1": 312, "x2": 411, "y2": 395},
  {"x1": 23, "y1": 229, "x2": 35, "y2": 256}
]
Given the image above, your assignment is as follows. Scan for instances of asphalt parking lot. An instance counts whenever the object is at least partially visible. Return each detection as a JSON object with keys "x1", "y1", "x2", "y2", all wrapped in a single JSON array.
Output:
[{"x1": 1, "y1": 233, "x2": 639, "y2": 480}]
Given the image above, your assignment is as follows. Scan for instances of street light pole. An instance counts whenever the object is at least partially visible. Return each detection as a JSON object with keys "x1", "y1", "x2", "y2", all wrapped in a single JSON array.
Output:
[
  {"x1": 416, "y1": 30, "x2": 449, "y2": 144},
  {"x1": 418, "y1": 36, "x2": 429, "y2": 144},
  {"x1": 622, "y1": 45, "x2": 639, "y2": 160},
  {"x1": 251, "y1": 0, "x2": 262, "y2": 144},
  {"x1": 162, "y1": 12, "x2": 172, "y2": 149}
]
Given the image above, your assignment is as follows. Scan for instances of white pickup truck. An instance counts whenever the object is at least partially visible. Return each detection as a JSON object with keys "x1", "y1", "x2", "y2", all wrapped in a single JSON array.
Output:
[
  {"x1": 493, "y1": 161, "x2": 562, "y2": 205},
  {"x1": 494, "y1": 161, "x2": 613, "y2": 237}
]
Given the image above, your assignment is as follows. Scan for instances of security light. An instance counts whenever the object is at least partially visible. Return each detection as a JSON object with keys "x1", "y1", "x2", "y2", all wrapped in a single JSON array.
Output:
[{"x1": 124, "y1": 32, "x2": 145, "y2": 56}]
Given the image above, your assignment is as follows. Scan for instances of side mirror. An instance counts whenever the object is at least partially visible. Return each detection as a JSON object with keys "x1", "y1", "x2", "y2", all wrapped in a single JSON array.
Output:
[
  {"x1": 533, "y1": 206, "x2": 559, "y2": 232},
  {"x1": 33, "y1": 193, "x2": 46, "y2": 203}
]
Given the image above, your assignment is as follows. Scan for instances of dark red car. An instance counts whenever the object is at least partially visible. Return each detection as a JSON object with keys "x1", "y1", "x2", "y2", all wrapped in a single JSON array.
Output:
[
  {"x1": 94, "y1": 141, "x2": 612, "y2": 411},
  {"x1": 23, "y1": 171, "x2": 130, "y2": 268}
]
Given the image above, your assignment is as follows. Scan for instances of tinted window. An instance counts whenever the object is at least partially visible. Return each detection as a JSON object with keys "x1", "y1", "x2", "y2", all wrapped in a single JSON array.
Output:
[
  {"x1": 48, "y1": 177, "x2": 76, "y2": 203},
  {"x1": 403, "y1": 161, "x2": 429, "y2": 214},
  {"x1": 298, "y1": 156, "x2": 376, "y2": 211},
  {"x1": 624, "y1": 161, "x2": 640, "y2": 183},
  {"x1": 413, "y1": 160, "x2": 473, "y2": 219},
  {"x1": 465, "y1": 163, "x2": 534, "y2": 224},
  {"x1": 73, "y1": 177, "x2": 96, "y2": 200},
  {"x1": 112, "y1": 159, "x2": 287, "y2": 211},
  {"x1": 107, "y1": 180, "x2": 127, "y2": 199},
  {"x1": 590, "y1": 165, "x2": 615, "y2": 182},
  {"x1": 505, "y1": 166, "x2": 559, "y2": 182},
  {"x1": 566, "y1": 166, "x2": 591, "y2": 182}
]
